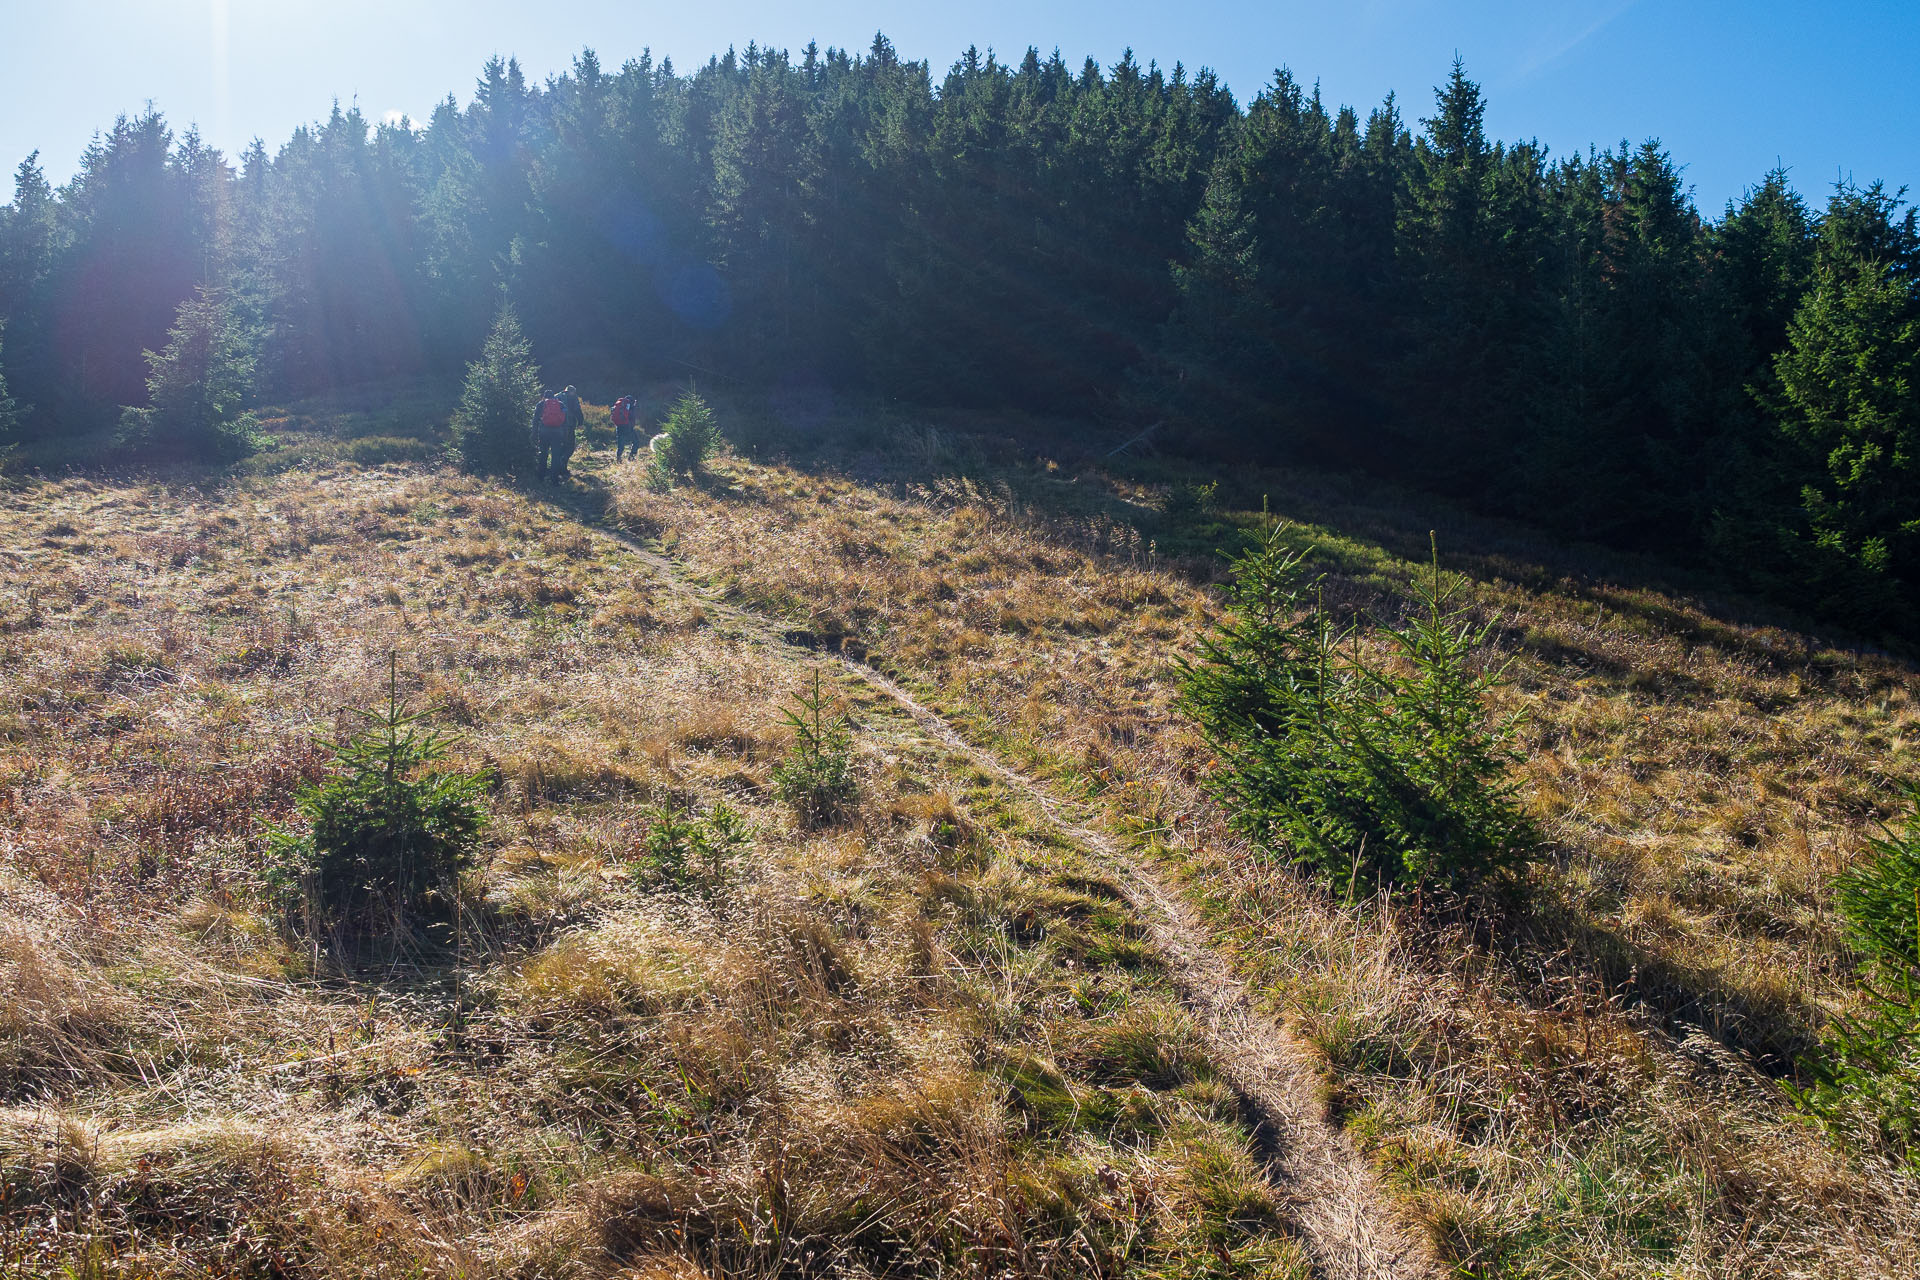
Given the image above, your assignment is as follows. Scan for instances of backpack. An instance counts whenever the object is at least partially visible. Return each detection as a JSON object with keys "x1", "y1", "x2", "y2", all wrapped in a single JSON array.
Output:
[
  {"x1": 611, "y1": 396, "x2": 633, "y2": 428},
  {"x1": 538, "y1": 396, "x2": 567, "y2": 429}
]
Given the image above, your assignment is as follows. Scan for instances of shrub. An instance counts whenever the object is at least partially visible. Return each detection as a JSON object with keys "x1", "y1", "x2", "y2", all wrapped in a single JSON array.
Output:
[
  {"x1": 454, "y1": 306, "x2": 542, "y2": 477},
  {"x1": 1163, "y1": 479, "x2": 1219, "y2": 524},
  {"x1": 1178, "y1": 521, "x2": 1534, "y2": 895},
  {"x1": 116, "y1": 288, "x2": 260, "y2": 463},
  {"x1": 269, "y1": 664, "x2": 490, "y2": 937},
  {"x1": 1797, "y1": 787, "x2": 1920, "y2": 1168},
  {"x1": 771, "y1": 670, "x2": 858, "y2": 828},
  {"x1": 632, "y1": 797, "x2": 753, "y2": 892},
  {"x1": 647, "y1": 389, "x2": 723, "y2": 487}
]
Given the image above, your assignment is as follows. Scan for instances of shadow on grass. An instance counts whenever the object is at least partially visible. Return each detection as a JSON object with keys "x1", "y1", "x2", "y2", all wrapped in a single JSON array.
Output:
[
  {"x1": 527, "y1": 410, "x2": 1863, "y2": 1082},
  {"x1": 1507, "y1": 885, "x2": 1828, "y2": 1076},
  {"x1": 718, "y1": 408, "x2": 1907, "y2": 666}
]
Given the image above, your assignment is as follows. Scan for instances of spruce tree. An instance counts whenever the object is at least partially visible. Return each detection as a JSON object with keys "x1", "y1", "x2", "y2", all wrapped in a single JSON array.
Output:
[
  {"x1": 116, "y1": 286, "x2": 259, "y2": 462},
  {"x1": 1391, "y1": 60, "x2": 1548, "y2": 499},
  {"x1": 1178, "y1": 523, "x2": 1534, "y2": 894},
  {"x1": 454, "y1": 305, "x2": 542, "y2": 477},
  {"x1": 1714, "y1": 170, "x2": 1818, "y2": 368},
  {"x1": 648, "y1": 388, "x2": 724, "y2": 485},
  {"x1": 1771, "y1": 183, "x2": 1920, "y2": 631},
  {"x1": 1701, "y1": 171, "x2": 1819, "y2": 583},
  {"x1": 0, "y1": 154, "x2": 54, "y2": 435},
  {"x1": 270, "y1": 662, "x2": 490, "y2": 936},
  {"x1": 1529, "y1": 141, "x2": 1710, "y2": 546},
  {"x1": 1797, "y1": 785, "x2": 1920, "y2": 1169}
]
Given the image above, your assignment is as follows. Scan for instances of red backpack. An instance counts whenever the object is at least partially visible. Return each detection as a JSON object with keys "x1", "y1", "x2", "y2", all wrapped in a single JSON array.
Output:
[
  {"x1": 538, "y1": 396, "x2": 567, "y2": 429},
  {"x1": 610, "y1": 396, "x2": 634, "y2": 428}
]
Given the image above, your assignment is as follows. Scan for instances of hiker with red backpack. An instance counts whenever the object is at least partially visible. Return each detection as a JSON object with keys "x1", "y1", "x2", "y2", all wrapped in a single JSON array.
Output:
[
  {"x1": 611, "y1": 394, "x2": 643, "y2": 461},
  {"x1": 530, "y1": 388, "x2": 576, "y2": 483}
]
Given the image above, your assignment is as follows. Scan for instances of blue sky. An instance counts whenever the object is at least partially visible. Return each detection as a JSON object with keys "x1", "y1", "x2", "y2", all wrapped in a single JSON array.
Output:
[{"x1": 3, "y1": 1, "x2": 1916, "y2": 214}]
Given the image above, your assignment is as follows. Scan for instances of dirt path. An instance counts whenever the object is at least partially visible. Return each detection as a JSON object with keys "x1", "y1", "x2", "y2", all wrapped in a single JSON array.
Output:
[
  {"x1": 604, "y1": 524, "x2": 1441, "y2": 1280},
  {"x1": 837, "y1": 659, "x2": 1442, "y2": 1280}
]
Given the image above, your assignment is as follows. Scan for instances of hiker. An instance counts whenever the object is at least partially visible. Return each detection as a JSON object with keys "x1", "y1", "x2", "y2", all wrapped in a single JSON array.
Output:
[
  {"x1": 530, "y1": 389, "x2": 574, "y2": 483},
  {"x1": 611, "y1": 393, "x2": 643, "y2": 461},
  {"x1": 560, "y1": 385, "x2": 585, "y2": 435}
]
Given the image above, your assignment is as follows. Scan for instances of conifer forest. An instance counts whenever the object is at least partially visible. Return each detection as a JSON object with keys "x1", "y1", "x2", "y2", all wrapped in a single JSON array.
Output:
[{"x1": 3, "y1": 38, "x2": 1916, "y2": 638}]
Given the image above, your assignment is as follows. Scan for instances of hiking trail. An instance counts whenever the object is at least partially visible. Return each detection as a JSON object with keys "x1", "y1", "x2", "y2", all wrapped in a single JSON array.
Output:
[{"x1": 586, "y1": 506, "x2": 1440, "y2": 1280}]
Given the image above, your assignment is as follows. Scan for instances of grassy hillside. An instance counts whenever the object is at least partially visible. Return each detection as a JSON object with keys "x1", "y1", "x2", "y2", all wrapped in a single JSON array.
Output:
[
  {"x1": 0, "y1": 457, "x2": 1314, "y2": 1277},
  {"x1": 3, "y1": 393, "x2": 1918, "y2": 1277},
  {"x1": 608, "y1": 402, "x2": 1920, "y2": 1275}
]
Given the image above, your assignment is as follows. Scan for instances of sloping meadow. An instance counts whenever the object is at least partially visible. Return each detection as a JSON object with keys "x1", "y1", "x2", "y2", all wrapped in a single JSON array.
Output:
[
  {"x1": 0, "y1": 466, "x2": 1311, "y2": 1277},
  {"x1": 612, "y1": 425, "x2": 1920, "y2": 1277}
]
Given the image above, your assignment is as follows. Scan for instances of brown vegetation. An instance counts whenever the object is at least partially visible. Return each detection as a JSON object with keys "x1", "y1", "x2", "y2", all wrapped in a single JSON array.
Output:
[
  {"x1": 609, "y1": 418, "x2": 1920, "y2": 1277},
  {"x1": 0, "y1": 462, "x2": 1313, "y2": 1277},
  {"x1": 8, "y1": 394, "x2": 1919, "y2": 1275}
]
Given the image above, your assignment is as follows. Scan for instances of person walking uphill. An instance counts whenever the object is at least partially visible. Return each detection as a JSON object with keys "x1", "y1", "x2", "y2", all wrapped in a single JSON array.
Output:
[
  {"x1": 530, "y1": 385, "x2": 589, "y2": 484},
  {"x1": 611, "y1": 393, "x2": 643, "y2": 461},
  {"x1": 531, "y1": 388, "x2": 576, "y2": 484}
]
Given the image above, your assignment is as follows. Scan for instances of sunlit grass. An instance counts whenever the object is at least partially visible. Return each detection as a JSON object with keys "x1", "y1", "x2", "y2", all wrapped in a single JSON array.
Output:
[
  {"x1": 0, "y1": 449, "x2": 1310, "y2": 1276},
  {"x1": 607, "y1": 405, "x2": 1920, "y2": 1278}
]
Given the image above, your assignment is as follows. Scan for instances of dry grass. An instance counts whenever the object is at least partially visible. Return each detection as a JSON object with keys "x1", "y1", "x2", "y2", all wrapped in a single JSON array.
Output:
[
  {"x1": 607, "y1": 414, "x2": 1920, "y2": 1278},
  {"x1": 0, "y1": 457, "x2": 1310, "y2": 1277}
]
